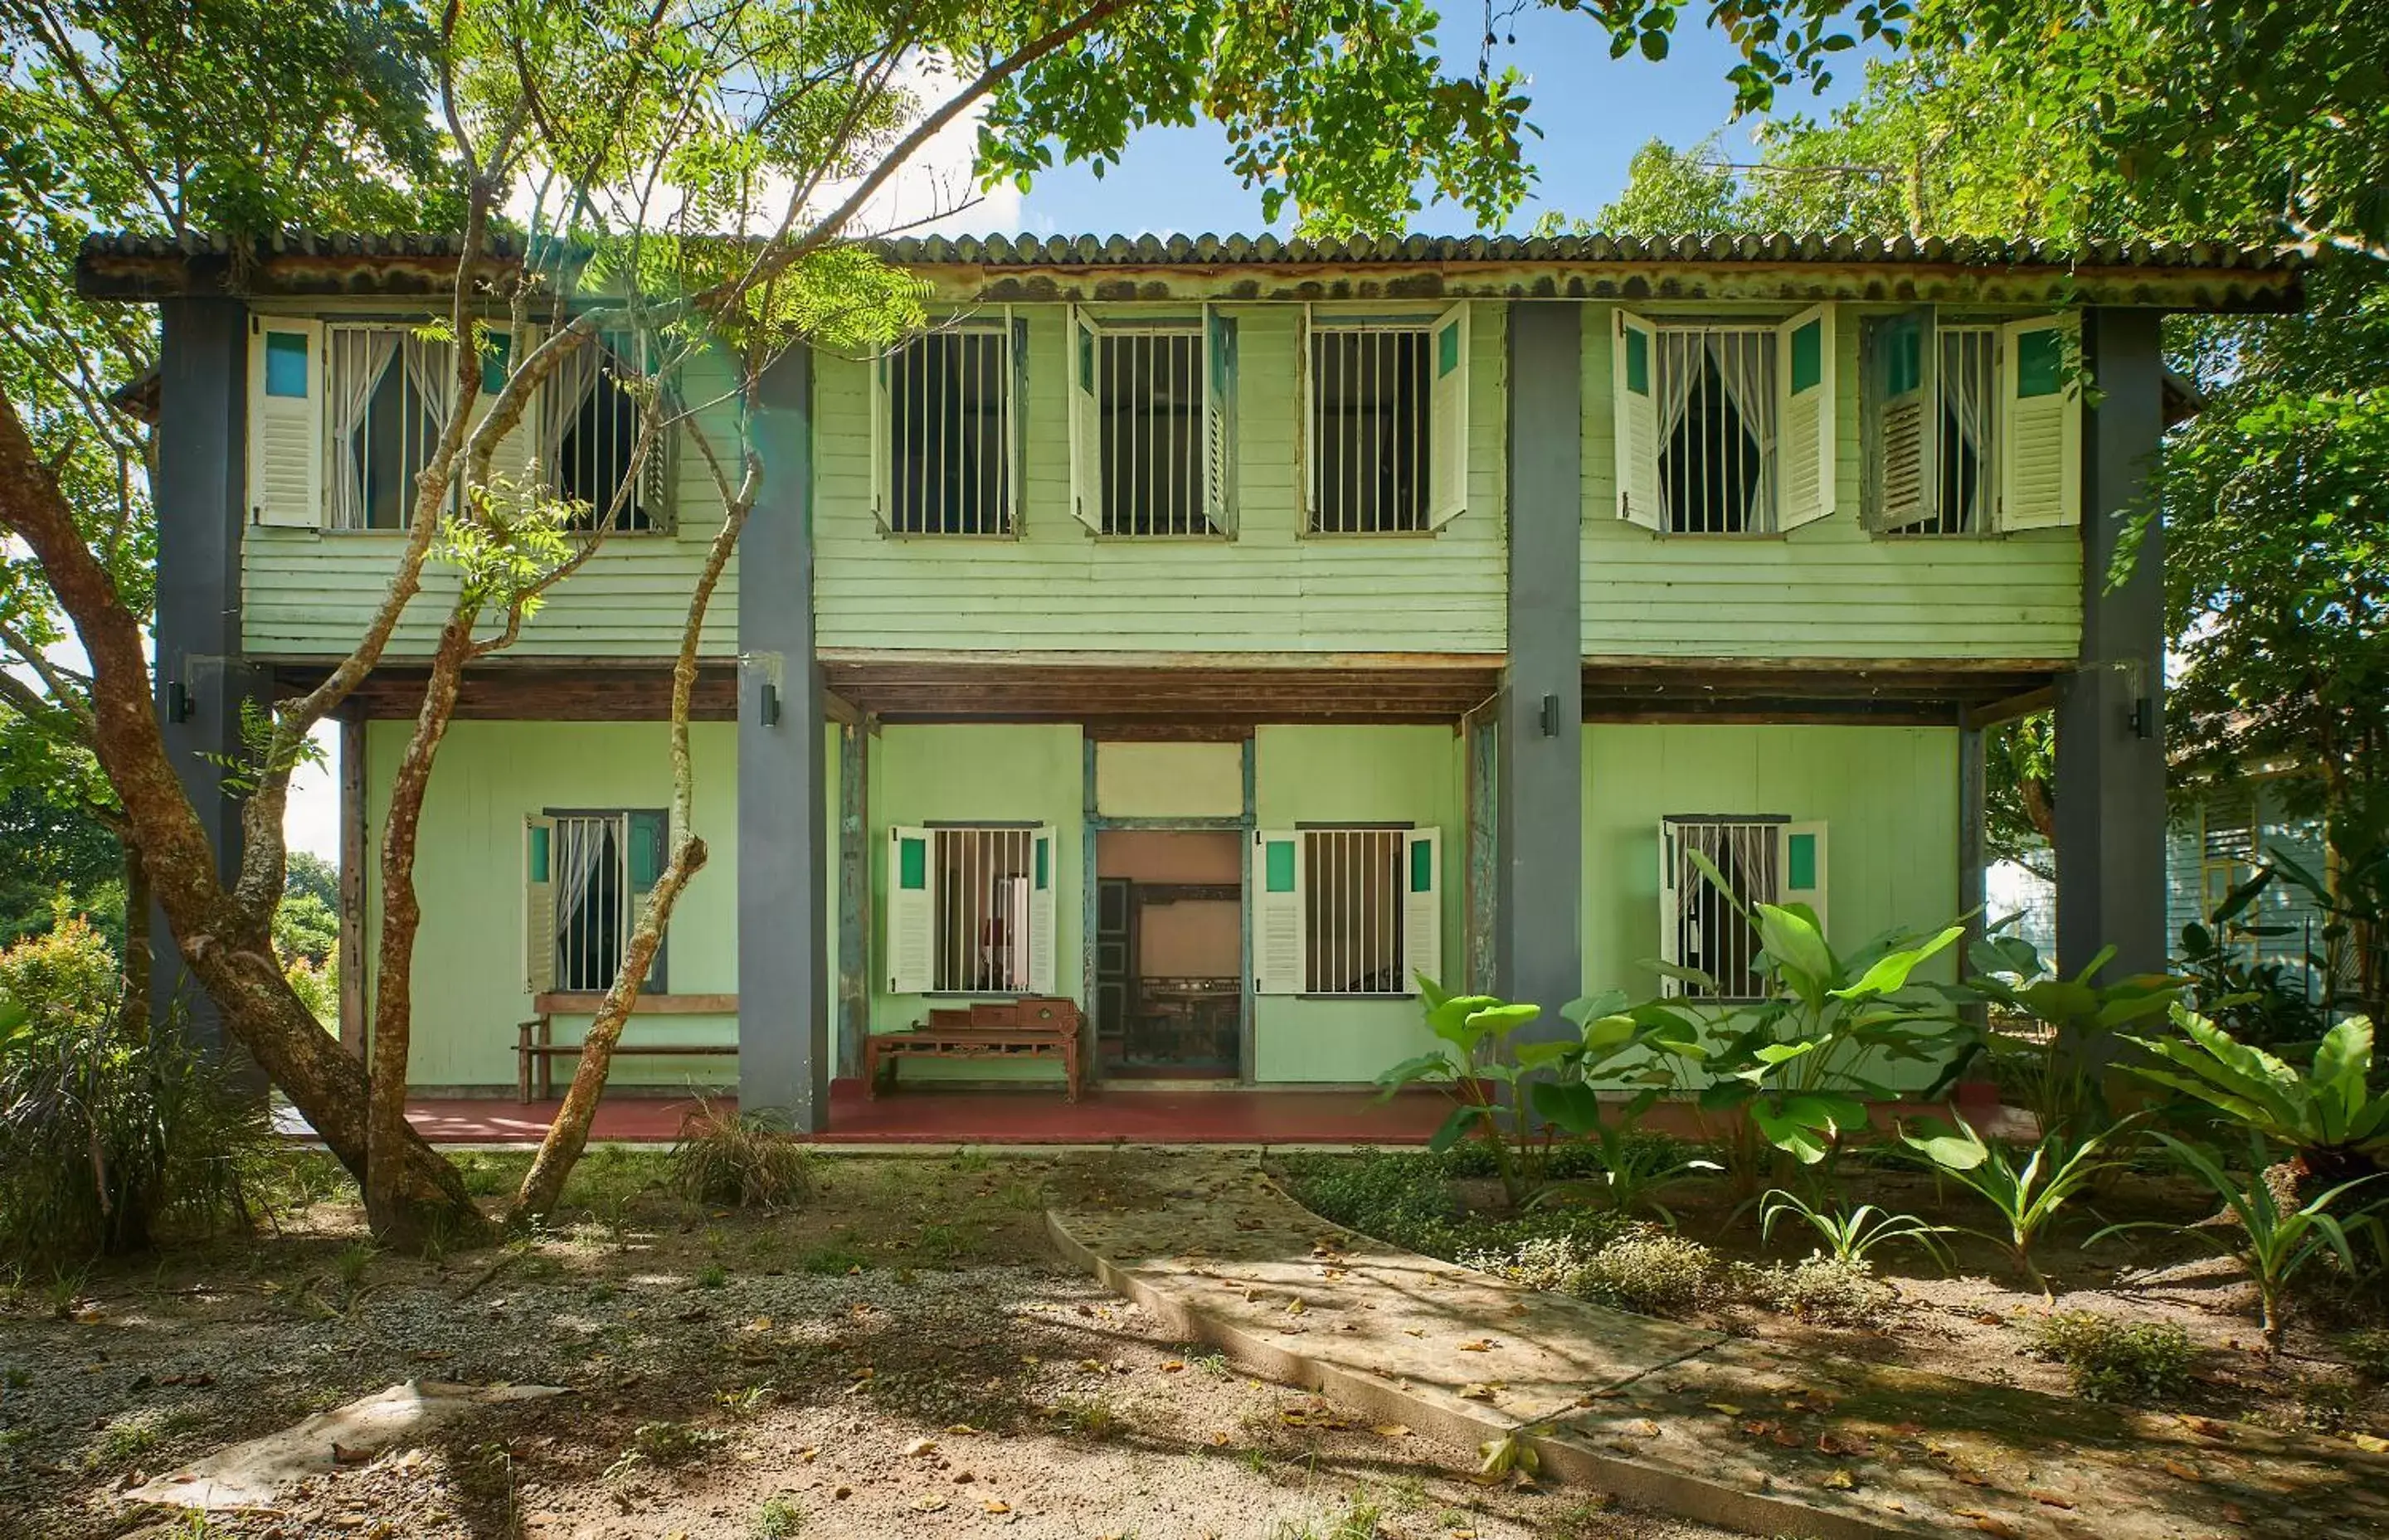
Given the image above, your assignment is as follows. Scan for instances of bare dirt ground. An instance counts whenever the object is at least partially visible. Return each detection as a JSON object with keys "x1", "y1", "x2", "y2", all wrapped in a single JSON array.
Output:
[{"x1": 0, "y1": 1148, "x2": 1748, "y2": 1540}]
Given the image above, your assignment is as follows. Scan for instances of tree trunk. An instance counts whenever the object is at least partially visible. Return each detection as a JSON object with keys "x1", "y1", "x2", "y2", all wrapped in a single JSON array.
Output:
[
  {"x1": 364, "y1": 610, "x2": 480, "y2": 1248},
  {"x1": 0, "y1": 396, "x2": 489, "y2": 1245}
]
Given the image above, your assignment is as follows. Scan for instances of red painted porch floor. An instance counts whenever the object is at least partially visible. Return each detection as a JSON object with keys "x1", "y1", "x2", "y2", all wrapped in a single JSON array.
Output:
[{"x1": 401, "y1": 1079, "x2": 1452, "y2": 1145}]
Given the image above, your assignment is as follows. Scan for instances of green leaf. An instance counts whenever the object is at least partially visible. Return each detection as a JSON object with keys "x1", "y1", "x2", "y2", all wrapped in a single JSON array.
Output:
[
  {"x1": 1427, "y1": 1104, "x2": 1484, "y2": 1154},
  {"x1": 1530, "y1": 1080, "x2": 1608, "y2": 1136},
  {"x1": 1375, "y1": 1052, "x2": 1453, "y2": 1094},
  {"x1": 1426, "y1": 994, "x2": 1506, "y2": 1047},
  {"x1": 1464, "y1": 1003, "x2": 1543, "y2": 1040},
  {"x1": 1900, "y1": 1116, "x2": 1989, "y2": 1172},
  {"x1": 1561, "y1": 989, "x2": 1629, "y2": 1027},
  {"x1": 1753, "y1": 903, "x2": 1837, "y2": 996},
  {"x1": 1831, "y1": 926, "x2": 1963, "y2": 1000}
]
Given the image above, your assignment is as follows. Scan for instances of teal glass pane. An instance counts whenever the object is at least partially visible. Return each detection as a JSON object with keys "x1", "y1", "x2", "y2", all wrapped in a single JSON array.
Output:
[
  {"x1": 2017, "y1": 328, "x2": 2064, "y2": 398},
  {"x1": 898, "y1": 836, "x2": 927, "y2": 891},
  {"x1": 481, "y1": 329, "x2": 511, "y2": 395},
  {"x1": 1787, "y1": 832, "x2": 1817, "y2": 891},
  {"x1": 1438, "y1": 320, "x2": 1461, "y2": 378},
  {"x1": 628, "y1": 813, "x2": 665, "y2": 889},
  {"x1": 1624, "y1": 327, "x2": 1650, "y2": 396},
  {"x1": 1409, "y1": 838, "x2": 1433, "y2": 893},
  {"x1": 1078, "y1": 324, "x2": 1094, "y2": 391},
  {"x1": 528, "y1": 825, "x2": 550, "y2": 885},
  {"x1": 1264, "y1": 840, "x2": 1296, "y2": 894},
  {"x1": 264, "y1": 332, "x2": 309, "y2": 397},
  {"x1": 1034, "y1": 837, "x2": 1049, "y2": 891},
  {"x1": 1884, "y1": 319, "x2": 1922, "y2": 397},
  {"x1": 1790, "y1": 318, "x2": 1822, "y2": 393}
]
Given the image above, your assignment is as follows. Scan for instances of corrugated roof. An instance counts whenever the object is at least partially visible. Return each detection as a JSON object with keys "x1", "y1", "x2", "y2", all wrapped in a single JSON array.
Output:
[{"x1": 76, "y1": 228, "x2": 2304, "y2": 272}]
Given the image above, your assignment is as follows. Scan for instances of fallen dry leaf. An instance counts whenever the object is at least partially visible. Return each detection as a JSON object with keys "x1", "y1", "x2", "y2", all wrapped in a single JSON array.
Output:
[
  {"x1": 1457, "y1": 1338, "x2": 1495, "y2": 1352},
  {"x1": 1372, "y1": 1424, "x2": 1411, "y2": 1438},
  {"x1": 1821, "y1": 1470, "x2": 1856, "y2": 1490},
  {"x1": 913, "y1": 1494, "x2": 949, "y2": 1512},
  {"x1": 904, "y1": 1438, "x2": 938, "y2": 1457},
  {"x1": 1705, "y1": 1403, "x2": 1744, "y2": 1416},
  {"x1": 2161, "y1": 1459, "x2": 2202, "y2": 1482},
  {"x1": 1160, "y1": 1360, "x2": 1185, "y2": 1372},
  {"x1": 2030, "y1": 1489, "x2": 2077, "y2": 1509},
  {"x1": 2351, "y1": 1433, "x2": 2389, "y2": 1455},
  {"x1": 1957, "y1": 1513, "x2": 2020, "y2": 1539},
  {"x1": 983, "y1": 1499, "x2": 1010, "y2": 1514},
  {"x1": 1459, "y1": 1383, "x2": 1497, "y2": 1402}
]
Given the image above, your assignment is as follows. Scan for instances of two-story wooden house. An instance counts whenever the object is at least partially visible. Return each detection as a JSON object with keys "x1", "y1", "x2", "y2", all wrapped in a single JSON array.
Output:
[{"x1": 80, "y1": 231, "x2": 2302, "y2": 1125}]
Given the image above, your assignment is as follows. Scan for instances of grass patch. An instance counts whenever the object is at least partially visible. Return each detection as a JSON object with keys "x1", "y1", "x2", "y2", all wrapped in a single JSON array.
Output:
[{"x1": 1277, "y1": 1148, "x2": 1629, "y2": 1264}]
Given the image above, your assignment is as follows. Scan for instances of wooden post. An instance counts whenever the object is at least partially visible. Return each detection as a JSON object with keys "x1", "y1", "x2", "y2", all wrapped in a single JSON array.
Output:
[
  {"x1": 835, "y1": 721, "x2": 868, "y2": 1081},
  {"x1": 338, "y1": 709, "x2": 367, "y2": 1058}
]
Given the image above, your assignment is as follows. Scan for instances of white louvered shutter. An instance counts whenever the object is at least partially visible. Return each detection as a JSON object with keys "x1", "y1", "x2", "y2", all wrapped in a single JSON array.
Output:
[
  {"x1": 1774, "y1": 304, "x2": 1837, "y2": 529},
  {"x1": 1068, "y1": 307, "x2": 1102, "y2": 533},
  {"x1": 524, "y1": 814, "x2": 557, "y2": 996},
  {"x1": 1427, "y1": 303, "x2": 1471, "y2": 528},
  {"x1": 1613, "y1": 310, "x2": 1661, "y2": 529},
  {"x1": 885, "y1": 826, "x2": 934, "y2": 995},
  {"x1": 1657, "y1": 820, "x2": 1681, "y2": 998},
  {"x1": 248, "y1": 317, "x2": 324, "y2": 527},
  {"x1": 1204, "y1": 304, "x2": 1238, "y2": 536},
  {"x1": 1999, "y1": 314, "x2": 2082, "y2": 530},
  {"x1": 465, "y1": 323, "x2": 544, "y2": 520},
  {"x1": 1778, "y1": 821, "x2": 1829, "y2": 939},
  {"x1": 1402, "y1": 828, "x2": 1443, "y2": 994},
  {"x1": 868, "y1": 348, "x2": 893, "y2": 529},
  {"x1": 1252, "y1": 829, "x2": 1304, "y2": 995},
  {"x1": 1029, "y1": 826, "x2": 1058, "y2": 994},
  {"x1": 1871, "y1": 309, "x2": 1937, "y2": 530},
  {"x1": 1005, "y1": 308, "x2": 1028, "y2": 534}
]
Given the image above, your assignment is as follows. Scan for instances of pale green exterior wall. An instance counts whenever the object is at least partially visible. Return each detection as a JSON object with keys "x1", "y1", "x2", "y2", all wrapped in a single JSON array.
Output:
[
  {"x1": 1579, "y1": 304, "x2": 2082, "y2": 660},
  {"x1": 1579, "y1": 723, "x2": 1961, "y2": 1001},
  {"x1": 810, "y1": 304, "x2": 1511, "y2": 654},
  {"x1": 362, "y1": 720, "x2": 742, "y2": 1090},
  {"x1": 1252, "y1": 724, "x2": 1462, "y2": 1084}
]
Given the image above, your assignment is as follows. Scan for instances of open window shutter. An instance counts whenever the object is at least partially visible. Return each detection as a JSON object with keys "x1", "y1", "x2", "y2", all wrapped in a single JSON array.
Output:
[
  {"x1": 869, "y1": 348, "x2": 893, "y2": 529},
  {"x1": 467, "y1": 323, "x2": 543, "y2": 518},
  {"x1": 523, "y1": 814, "x2": 557, "y2": 996},
  {"x1": 1068, "y1": 307, "x2": 1102, "y2": 533},
  {"x1": 248, "y1": 317, "x2": 324, "y2": 527},
  {"x1": 634, "y1": 334, "x2": 677, "y2": 533},
  {"x1": 1869, "y1": 308, "x2": 1937, "y2": 530},
  {"x1": 1427, "y1": 303, "x2": 1471, "y2": 528},
  {"x1": 1204, "y1": 304, "x2": 1238, "y2": 536},
  {"x1": 1774, "y1": 304, "x2": 1837, "y2": 530},
  {"x1": 628, "y1": 809, "x2": 669, "y2": 989},
  {"x1": 1999, "y1": 314, "x2": 2082, "y2": 530},
  {"x1": 1006, "y1": 308, "x2": 1029, "y2": 533},
  {"x1": 1778, "y1": 821, "x2": 1829, "y2": 938},
  {"x1": 1402, "y1": 828, "x2": 1443, "y2": 993},
  {"x1": 1657, "y1": 821, "x2": 1682, "y2": 998},
  {"x1": 1613, "y1": 310, "x2": 1661, "y2": 529},
  {"x1": 1252, "y1": 829, "x2": 1304, "y2": 995},
  {"x1": 1029, "y1": 826, "x2": 1058, "y2": 994},
  {"x1": 886, "y1": 826, "x2": 934, "y2": 994}
]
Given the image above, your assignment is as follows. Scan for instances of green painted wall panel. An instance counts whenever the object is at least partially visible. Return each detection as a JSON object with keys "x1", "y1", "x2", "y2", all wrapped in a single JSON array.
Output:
[
  {"x1": 1579, "y1": 305, "x2": 2083, "y2": 660},
  {"x1": 1579, "y1": 722, "x2": 1961, "y2": 1002},
  {"x1": 1251, "y1": 724, "x2": 1462, "y2": 1083},
  {"x1": 812, "y1": 304, "x2": 1510, "y2": 654},
  {"x1": 364, "y1": 721, "x2": 742, "y2": 1089}
]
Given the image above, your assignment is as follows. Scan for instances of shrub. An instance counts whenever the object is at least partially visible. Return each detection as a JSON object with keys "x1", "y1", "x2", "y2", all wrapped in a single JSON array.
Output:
[
  {"x1": 0, "y1": 942, "x2": 273, "y2": 1266},
  {"x1": 2026, "y1": 1310, "x2": 2194, "y2": 1403},
  {"x1": 284, "y1": 955, "x2": 338, "y2": 1029},
  {"x1": 1749, "y1": 1254, "x2": 1899, "y2": 1327},
  {"x1": 668, "y1": 1099, "x2": 811, "y2": 1208},
  {"x1": 1566, "y1": 1225, "x2": 1724, "y2": 1317},
  {"x1": 755, "y1": 1495, "x2": 803, "y2": 1537},
  {"x1": 2338, "y1": 1327, "x2": 2389, "y2": 1382},
  {"x1": 1279, "y1": 1149, "x2": 1627, "y2": 1263}
]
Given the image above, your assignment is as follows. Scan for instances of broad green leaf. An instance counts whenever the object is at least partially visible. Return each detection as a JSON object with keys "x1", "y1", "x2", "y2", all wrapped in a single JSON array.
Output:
[
  {"x1": 1426, "y1": 994, "x2": 1506, "y2": 1047},
  {"x1": 1375, "y1": 1052, "x2": 1453, "y2": 1093},
  {"x1": 1464, "y1": 1003, "x2": 1544, "y2": 1040},
  {"x1": 1831, "y1": 925, "x2": 1962, "y2": 1000},
  {"x1": 1530, "y1": 1080, "x2": 1608, "y2": 1136},
  {"x1": 1751, "y1": 1103, "x2": 1832, "y2": 1164},
  {"x1": 1753, "y1": 903, "x2": 1836, "y2": 998},
  {"x1": 1900, "y1": 1116, "x2": 1989, "y2": 1172},
  {"x1": 1561, "y1": 989, "x2": 1629, "y2": 1027},
  {"x1": 1427, "y1": 1104, "x2": 1483, "y2": 1154},
  {"x1": 1512, "y1": 1039, "x2": 1575, "y2": 1071}
]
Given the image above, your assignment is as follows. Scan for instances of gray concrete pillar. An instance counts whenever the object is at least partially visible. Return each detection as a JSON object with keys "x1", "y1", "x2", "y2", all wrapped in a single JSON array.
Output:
[
  {"x1": 150, "y1": 298, "x2": 269, "y2": 1053},
  {"x1": 2055, "y1": 308, "x2": 2168, "y2": 981},
  {"x1": 738, "y1": 346, "x2": 830, "y2": 1129},
  {"x1": 1496, "y1": 303, "x2": 1584, "y2": 1023}
]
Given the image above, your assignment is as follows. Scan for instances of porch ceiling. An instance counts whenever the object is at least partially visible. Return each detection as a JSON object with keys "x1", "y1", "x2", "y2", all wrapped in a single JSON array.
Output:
[
  {"x1": 1580, "y1": 657, "x2": 2070, "y2": 726},
  {"x1": 819, "y1": 650, "x2": 1503, "y2": 728}
]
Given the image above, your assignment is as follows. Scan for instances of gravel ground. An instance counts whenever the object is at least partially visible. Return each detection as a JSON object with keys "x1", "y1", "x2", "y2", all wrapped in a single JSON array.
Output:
[{"x1": 0, "y1": 1149, "x2": 1745, "y2": 1540}]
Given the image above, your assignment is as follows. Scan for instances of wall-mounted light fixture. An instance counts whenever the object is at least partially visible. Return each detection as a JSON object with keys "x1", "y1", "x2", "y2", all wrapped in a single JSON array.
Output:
[
  {"x1": 1540, "y1": 692, "x2": 1559, "y2": 738},
  {"x1": 2130, "y1": 697, "x2": 2155, "y2": 740},
  {"x1": 167, "y1": 681, "x2": 194, "y2": 723},
  {"x1": 759, "y1": 681, "x2": 782, "y2": 727}
]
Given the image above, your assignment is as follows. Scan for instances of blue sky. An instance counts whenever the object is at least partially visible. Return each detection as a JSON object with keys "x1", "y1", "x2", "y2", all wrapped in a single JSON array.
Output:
[{"x1": 987, "y1": 14, "x2": 1879, "y2": 238}]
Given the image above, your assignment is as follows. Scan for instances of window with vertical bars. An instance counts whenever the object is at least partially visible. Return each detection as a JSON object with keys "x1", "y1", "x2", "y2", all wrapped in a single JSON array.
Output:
[
  {"x1": 891, "y1": 330, "x2": 1014, "y2": 535},
  {"x1": 325, "y1": 327, "x2": 453, "y2": 531},
  {"x1": 1097, "y1": 328, "x2": 1211, "y2": 534},
  {"x1": 1302, "y1": 828, "x2": 1407, "y2": 994},
  {"x1": 932, "y1": 826, "x2": 1036, "y2": 993},
  {"x1": 1656, "y1": 328, "x2": 1778, "y2": 534},
  {"x1": 1308, "y1": 326, "x2": 1429, "y2": 533},
  {"x1": 550, "y1": 810, "x2": 667, "y2": 992},
  {"x1": 1664, "y1": 817, "x2": 1783, "y2": 1000},
  {"x1": 549, "y1": 334, "x2": 669, "y2": 532}
]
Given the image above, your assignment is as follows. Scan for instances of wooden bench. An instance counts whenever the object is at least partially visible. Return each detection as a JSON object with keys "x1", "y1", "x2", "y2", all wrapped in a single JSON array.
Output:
[
  {"x1": 516, "y1": 993, "x2": 738, "y2": 1102},
  {"x1": 863, "y1": 997, "x2": 1083, "y2": 1101}
]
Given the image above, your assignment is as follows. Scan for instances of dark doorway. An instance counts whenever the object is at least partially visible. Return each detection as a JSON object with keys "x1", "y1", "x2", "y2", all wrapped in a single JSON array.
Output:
[{"x1": 1095, "y1": 830, "x2": 1243, "y2": 1078}]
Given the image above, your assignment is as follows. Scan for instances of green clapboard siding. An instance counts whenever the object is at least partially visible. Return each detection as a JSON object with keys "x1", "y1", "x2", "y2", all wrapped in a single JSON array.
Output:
[
  {"x1": 243, "y1": 347, "x2": 745, "y2": 658},
  {"x1": 1579, "y1": 721, "x2": 1960, "y2": 1003},
  {"x1": 363, "y1": 720, "x2": 742, "y2": 1089},
  {"x1": 812, "y1": 304, "x2": 1509, "y2": 654},
  {"x1": 1579, "y1": 305, "x2": 2083, "y2": 659},
  {"x1": 1251, "y1": 723, "x2": 1462, "y2": 1084},
  {"x1": 866, "y1": 723, "x2": 1086, "y2": 1082}
]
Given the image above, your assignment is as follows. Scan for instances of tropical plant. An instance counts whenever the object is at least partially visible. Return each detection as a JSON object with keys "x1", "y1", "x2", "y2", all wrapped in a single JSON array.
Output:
[
  {"x1": 1759, "y1": 1188, "x2": 1954, "y2": 1270},
  {"x1": 1523, "y1": 990, "x2": 1719, "y2": 1220},
  {"x1": 2095, "y1": 1134, "x2": 2385, "y2": 1348},
  {"x1": 2174, "y1": 869, "x2": 2329, "y2": 1056},
  {"x1": 1959, "y1": 931, "x2": 2182, "y2": 1133},
  {"x1": 1628, "y1": 853, "x2": 1973, "y2": 1172},
  {"x1": 2125, "y1": 1008, "x2": 2389, "y2": 1183},
  {"x1": 1899, "y1": 1116, "x2": 2124, "y2": 1296},
  {"x1": 2269, "y1": 812, "x2": 2389, "y2": 1037},
  {"x1": 1375, "y1": 978, "x2": 1550, "y2": 1207}
]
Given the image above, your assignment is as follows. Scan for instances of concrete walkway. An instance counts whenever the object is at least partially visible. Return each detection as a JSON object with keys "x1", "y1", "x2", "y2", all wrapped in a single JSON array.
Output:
[{"x1": 1047, "y1": 1150, "x2": 2389, "y2": 1540}]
